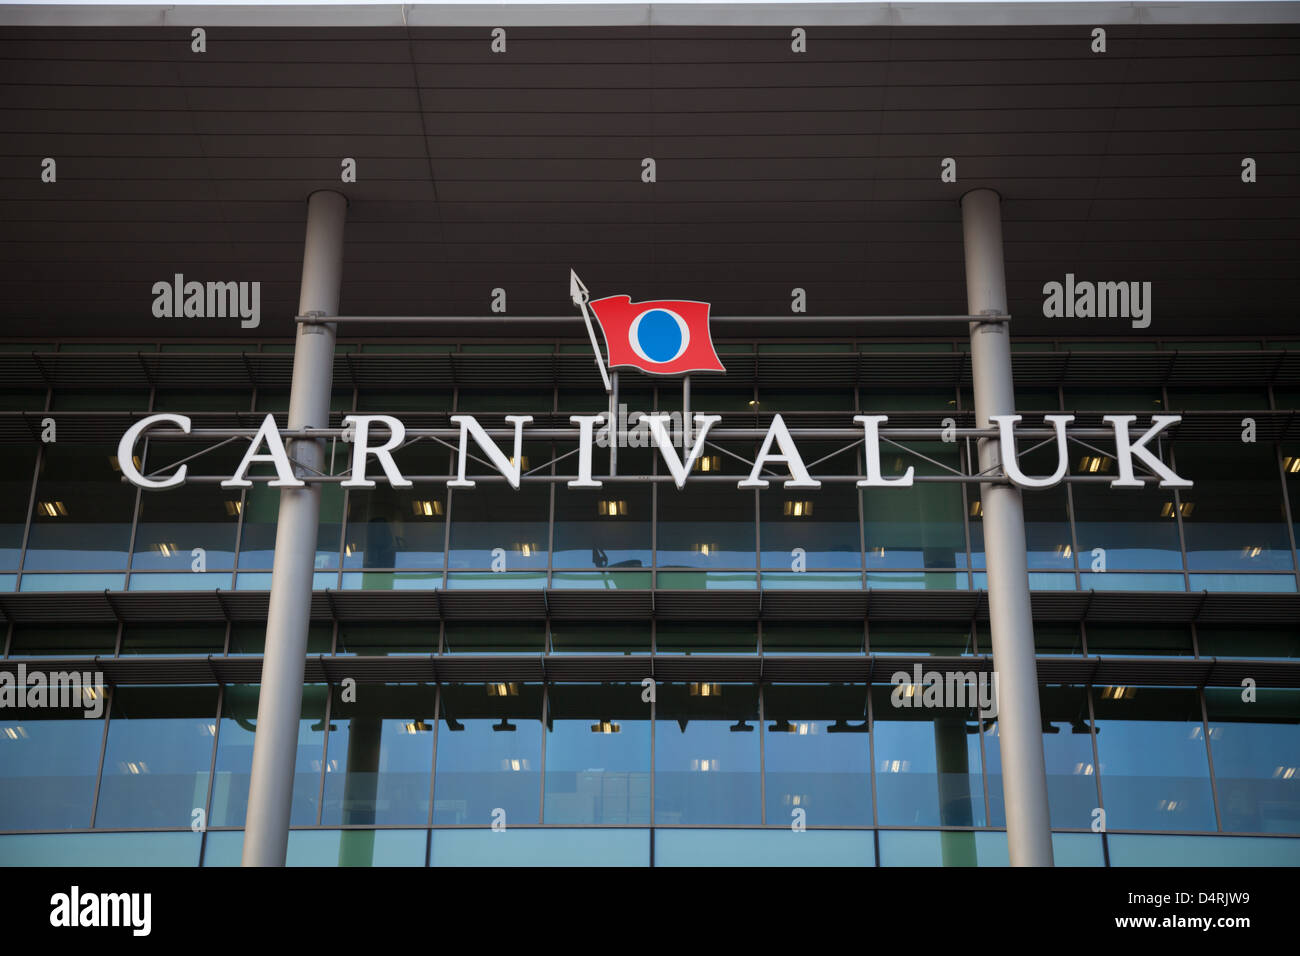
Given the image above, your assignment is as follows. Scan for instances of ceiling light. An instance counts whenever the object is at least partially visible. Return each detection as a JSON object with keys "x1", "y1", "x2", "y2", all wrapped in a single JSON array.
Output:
[
  {"x1": 783, "y1": 500, "x2": 813, "y2": 517},
  {"x1": 1284, "y1": 456, "x2": 1300, "y2": 474},
  {"x1": 590, "y1": 719, "x2": 621, "y2": 734},
  {"x1": 412, "y1": 499, "x2": 443, "y2": 517},
  {"x1": 509, "y1": 455, "x2": 529, "y2": 472},
  {"x1": 37, "y1": 501, "x2": 68, "y2": 518},
  {"x1": 155, "y1": 542, "x2": 177, "y2": 558},
  {"x1": 688, "y1": 682, "x2": 720, "y2": 697},
  {"x1": 486, "y1": 682, "x2": 519, "y2": 697},
  {"x1": 969, "y1": 500, "x2": 982, "y2": 518},
  {"x1": 223, "y1": 500, "x2": 242, "y2": 516},
  {"x1": 597, "y1": 499, "x2": 627, "y2": 517},
  {"x1": 1078, "y1": 455, "x2": 1111, "y2": 474}
]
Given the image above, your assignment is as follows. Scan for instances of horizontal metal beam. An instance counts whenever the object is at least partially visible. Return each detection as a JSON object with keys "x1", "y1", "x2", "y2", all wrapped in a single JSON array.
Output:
[
  {"x1": 162, "y1": 473, "x2": 1145, "y2": 485},
  {"x1": 145, "y1": 427, "x2": 1116, "y2": 440},
  {"x1": 296, "y1": 313, "x2": 1011, "y2": 327}
]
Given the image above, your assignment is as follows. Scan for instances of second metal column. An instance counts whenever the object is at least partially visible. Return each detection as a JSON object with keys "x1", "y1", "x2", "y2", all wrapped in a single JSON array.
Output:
[
  {"x1": 242, "y1": 189, "x2": 347, "y2": 866},
  {"x1": 961, "y1": 188, "x2": 1054, "y2": 866}
]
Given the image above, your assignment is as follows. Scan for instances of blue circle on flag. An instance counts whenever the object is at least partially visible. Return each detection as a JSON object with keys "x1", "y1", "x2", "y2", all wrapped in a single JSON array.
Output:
[{"x1": 633, "y1": 309, "x2": 685, "y2": 364}]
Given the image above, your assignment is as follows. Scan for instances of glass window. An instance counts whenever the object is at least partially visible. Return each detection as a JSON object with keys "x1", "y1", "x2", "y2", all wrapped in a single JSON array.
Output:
[
  {"x1": 864, "y1": 442, "x2": 966, "y2": 570},
  {"x1": 871, "y1": 622, "x2": 975, "y2": 656},
  {"x1": 656, "y1": 622, "x2": 756, "y2": 655},
  {"x1": 871, "y1": 685, "x2": 987, "y2": 827},
  {"x1": 430, "y1": 827, "x2": 648, "y2": 867},
  {"x1": 129, "y1": 441, "x2": 243, "y2": 572},
  {"x1": 1091, "y1": 686, "x2": 1217, "y2": 832},
  {"x1": 1107, "y1": 833, "x2": 1300, "y2": 866},
  {"x1": 119, "y1": 624, "x2": 225, "y2": 657},
  {"x1": 548, "y1": 621, "x2": 650, "y2": 655},
  {"x1": 763, "y1": 622, "x2": 863, "y2": 654},
  {"x1": 25, "y1": 443, "x2": 137, "y2": 571},
  {"x1": 226, "y1": 623, "x2": 332, "y2": 656},
  {"x1": 320, "y1": 683, "x2": 436, "y2": 827},
  {"x1": 0, "y1": 697, "x2": 104, "y2": 830},
  {"x1": 0, "y1": 831, "x2": 201, "y2": 866},
  {"x1": 1086, "y1": 624, "x2": 1193, "y2": 657},
  {"x1": 1197, "y1": 625, "x2": 1300, "y2": 660},
  {"x1": 95, "y1": 685, "x2": 219, "y2": 829},
  {"x1": 343, "y1": 442, "x2": 447, "y2": 571},
  {"x1": 1176, "y1": 443, "x2": 1294, "y2": 572},
  {"x1": 972, "y1": 443, "x2": 1073, "y2": 573},
  {"x1": 208, "y1": 684, "x2": 328, "y2": 827},
  {"x1": 655, "y1": 828, "x2": 873, "y2": 866},
  {"x1": 654, "y1": 682, "x2": 761, "y2": 825},
  {"x1": 1166, "y1": 389, "x2": 1271, "y2": 411},
  {"x1": 1064, "y1": 390, "x2": 1165, "y2": 413},
  {"x1": 1205, "y1": 688, "x2": 1300, "y2": 834},
  {"x1": 763, "y1": 683, "x2": 871, "y2": 826},
  {"x1": 432, "y1": 682, "x2": 543, "y2": 826},
  {"x1": 553, "y1": 448, "x2": 652, "y2": 571},
  {"x1": 1283, "y1": 443, "x2": 1300, "y2": 558},
  {"x1": 238, "y1": 481, "x2": 344, "y2": 572},
  {"x1": 1071, "y1": 449, "x2": 1183, "y2": 571},
  {"x1": 442, "y1": 624, "x2": 543, "y2": 655},
  {"x1": 335, "y1": 624, "x2": 435, "y2": 656},
  {"x1": 656, "y1": 442, "x2": 756, "y2": 569},
  {"x1": 543, "y1": 682, "x2": 650, "y2": 824},
  {"x1": 8, "y1": 624, "x2": 117, "y2": 658},
  {"x1": 447, "y1": 440, "x2": 549, "y2": 571},
  {"x1": 985, "y1": 685, "x2": 1099, "y2": 831},
  {"x1": 0, "y1": 443, "x2": 35, "y2": 572},
  {"x1": 760, "y1": 442, "x2": 861, "y2": 570}
]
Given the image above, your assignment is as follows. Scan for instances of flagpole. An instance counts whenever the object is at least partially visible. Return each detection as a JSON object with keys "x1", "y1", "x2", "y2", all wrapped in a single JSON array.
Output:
[{"x1": 682, "y1": 375, "x2": 691, "y2": 453}]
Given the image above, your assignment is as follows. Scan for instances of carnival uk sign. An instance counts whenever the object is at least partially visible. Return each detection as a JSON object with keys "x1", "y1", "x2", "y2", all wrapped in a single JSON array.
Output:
[{"x1": 115, "y1": 411, "x2": 1192, "y2": 492}]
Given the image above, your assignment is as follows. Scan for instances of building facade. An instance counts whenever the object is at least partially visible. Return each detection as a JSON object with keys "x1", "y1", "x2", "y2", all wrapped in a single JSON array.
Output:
[{"x1": 0, "y1": 1, "x2": 1297, "y2": 866}]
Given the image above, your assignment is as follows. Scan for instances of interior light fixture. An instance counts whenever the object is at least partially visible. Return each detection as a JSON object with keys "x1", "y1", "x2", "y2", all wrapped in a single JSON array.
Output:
[
  {"x1": 509, "y1": 455, "x2": 529, "y2": 472},
  {"x1": 783, "y1": 500, "x2": 813, "y2": 518},
  {"x1": 1284, "y1": 456, "x2": 1300, "y2": 474},
  {"x1": 486, "y1": 682, "x2": 519, "y2": 697},
  {"x1": 969, "y1": 501, "x2": 983, "y2": 518},
  {"x1": 223, "y1": 500, "x2": 242, "y2": 516},
  {"x1": 37, "y1": 501, "x2": 68, "y2": 518},
  {"x1": 689, "y1": 682, "x2": 721, "y2": 697},
  {"x1": 412, "y1": 499, "x2": 443, "y2": 517},
  {"x1": 590, "y1": 719, "x2": 621, "y2": 734},
  {"x1": 1077, "y1": 455, "x2": 1112, "y2": 474},
  {"x1": 597, "y1": 499, "x2": 627, "y2": 517}
]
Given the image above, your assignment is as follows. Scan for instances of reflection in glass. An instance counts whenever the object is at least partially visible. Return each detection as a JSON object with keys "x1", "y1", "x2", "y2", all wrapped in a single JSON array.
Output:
[
  {"x1": 95, "y1": 685, "x2": 219, "y2": 829},
  {"x1": 1205, "y1": 688, "x2": 1300, "y2": 834},
  {"x1": 343, "y1": 442, "x2": 447, "y2": 571},
  {"x1": 0, "y1": 700, "x2": 104, "y2": 829},
  {"x1": 654, "y1": 682, "x2": 760, "y2": 824},
  {"x1": 543, "y1": 683, "x2": 650, "y2": 824},
  {"x1": 25, "y1": 443, "x2": 136, "y2": 570},
  {"x1": 871, "y1": 686, "x2": 987, "y2": 833},
  {"x1": 984, "y1": 685, "x2": 1099, "y2": 830},
  {"x1": 763, "y1": 683, "x2": 871, "y2": 826},
  {"x1": 760, "y1": 443, "x2": 861, "y2": 569},
  {"x1": 321, "y1": 683, "x2": 436, "y2": 828},
  {"x1": 0, "y1": 444, "x2": 35, "y2": 571},
  {"x1": 208, "y1": 685, "x2": 328, "y2": 827},
  {"x1": 447, "y1": 441, "x2": 549, "y2": 570},
  {"x1": 656, "y1": 443, "x2": 755, "y2": 568},
  {"x1": 1177, "y1": 443, "x2": 1294, "y2": 572},
  {"x1": 863, "y1": 442, "x2": 965, "y2": 571},
  {"x1": 1091, "y1": 686, "x2": 1216, "y2": 832},
  {"x1": 553, "y1": 450, "x2": 651, "y2": 570},
  {"x1": 130, "y1": 441, "x2": 242, "y2": 571},
  {"x1": 433, "y1": 682, "x2": 543, "y2": 825},
  {"x1": 238, "y1": 481, "x2": 343, "y2": 572}
]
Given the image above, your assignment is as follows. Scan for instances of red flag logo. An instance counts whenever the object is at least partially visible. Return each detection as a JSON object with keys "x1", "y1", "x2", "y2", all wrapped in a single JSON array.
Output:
[{"x1": 588, "y1": 296, "x2": 725, "y2": 376}]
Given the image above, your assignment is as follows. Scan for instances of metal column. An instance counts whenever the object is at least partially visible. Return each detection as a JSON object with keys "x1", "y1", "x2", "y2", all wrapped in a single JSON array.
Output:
[
  {"x1": 961, "y1": 188, "x2": 1054, "y2": 866},
  {"x1": 242, "y1": 189, "x2": 347, "y2": 866}
]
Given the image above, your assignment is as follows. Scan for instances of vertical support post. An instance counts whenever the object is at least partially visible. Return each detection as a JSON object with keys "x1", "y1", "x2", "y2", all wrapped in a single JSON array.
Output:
[
  {"x1": 961, "y1": 188, "x2": 1054, "y2": 867},
  {"x1": 609, "y1": 371, "x2": 619, "y2": 476},
  {"x1": 682, "y1": 375, "x2": 691, "y2": 452},
  {"x1": 241, "y1": 189, "x2": 347, "y2": 866}
]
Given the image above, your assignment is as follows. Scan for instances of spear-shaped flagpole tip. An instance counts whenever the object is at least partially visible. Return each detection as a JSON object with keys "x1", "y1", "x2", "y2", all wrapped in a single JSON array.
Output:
[{"x1": 570, "y1": 269, "x2": 611, "y2": 394}]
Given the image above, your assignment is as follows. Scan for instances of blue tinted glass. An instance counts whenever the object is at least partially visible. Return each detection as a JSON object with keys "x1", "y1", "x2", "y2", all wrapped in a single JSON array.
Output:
[
  {"x1": 863, "y1": 443, "x2": 966, "y2": 570},
  {"x1": 0, "y1": 696, "x2": 104, "y2": 830},
  {"x1": 654, "y1": 683, "x2": 760, "y2": 825},
  {"x1": 1177, "y1": 443, "x2": 1294, "y2": 572},
  {"x1": 656, "y1": 828, "x2": 873, "y2": 866},
  {"x1": 761, "y1": 445, "x2": 862, "y2": 569},
  {"x1": 95, "y1": 685, "x2": 218, "y2": 830},
  {"x1": 985, "y1": 686, "x2": 1099, "y2": 830},
  {"x1": 552, "y1": 450, "x2": 652, "y2": 571},
  {"x1": 431, "y1": 827, "x2": 648, "y2": 866},
  {"x1": 543, "y1": 683, "x2": 650, "y2": 825},
  {"x1": 290, "y1": 828, "x2": 426, "y2": 867},
  {"x1": 209, "y1": 685, "x2": 328, "y2": 827},
  {"x1": 656, "y1": 444, "x2": 755, "y2": 568},
  {"x1": 0, "y1": 831, "x2": 202, "y2": 866},
  {"x1": 433, "y1": 683, "x2": 543, "y2": 826},
  {"x1": 762, "y1": 684, "x2": 871, "y2": 826},
  {"x1": 877, "y1": 829, "x2": 1004, "y2": 866},
  {"x1": 1108, "y1": 833, "x2": 1300, "y2": 866},
  {"x1": 1092, "y1": 686, "x2": 1216, "y2": 832},
  {"x1": 24, "y1": 444, "x2": 136, "y2": 571},
  {"x1": 871, "y1": 686, "x2": 986, "y2": 827},
  {"x1": 320, "y1": 684, "x2": 436, "y2": 827},
  {"x1": 1205, "y1": 688, "x2": 1300, "y2": 834}
]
